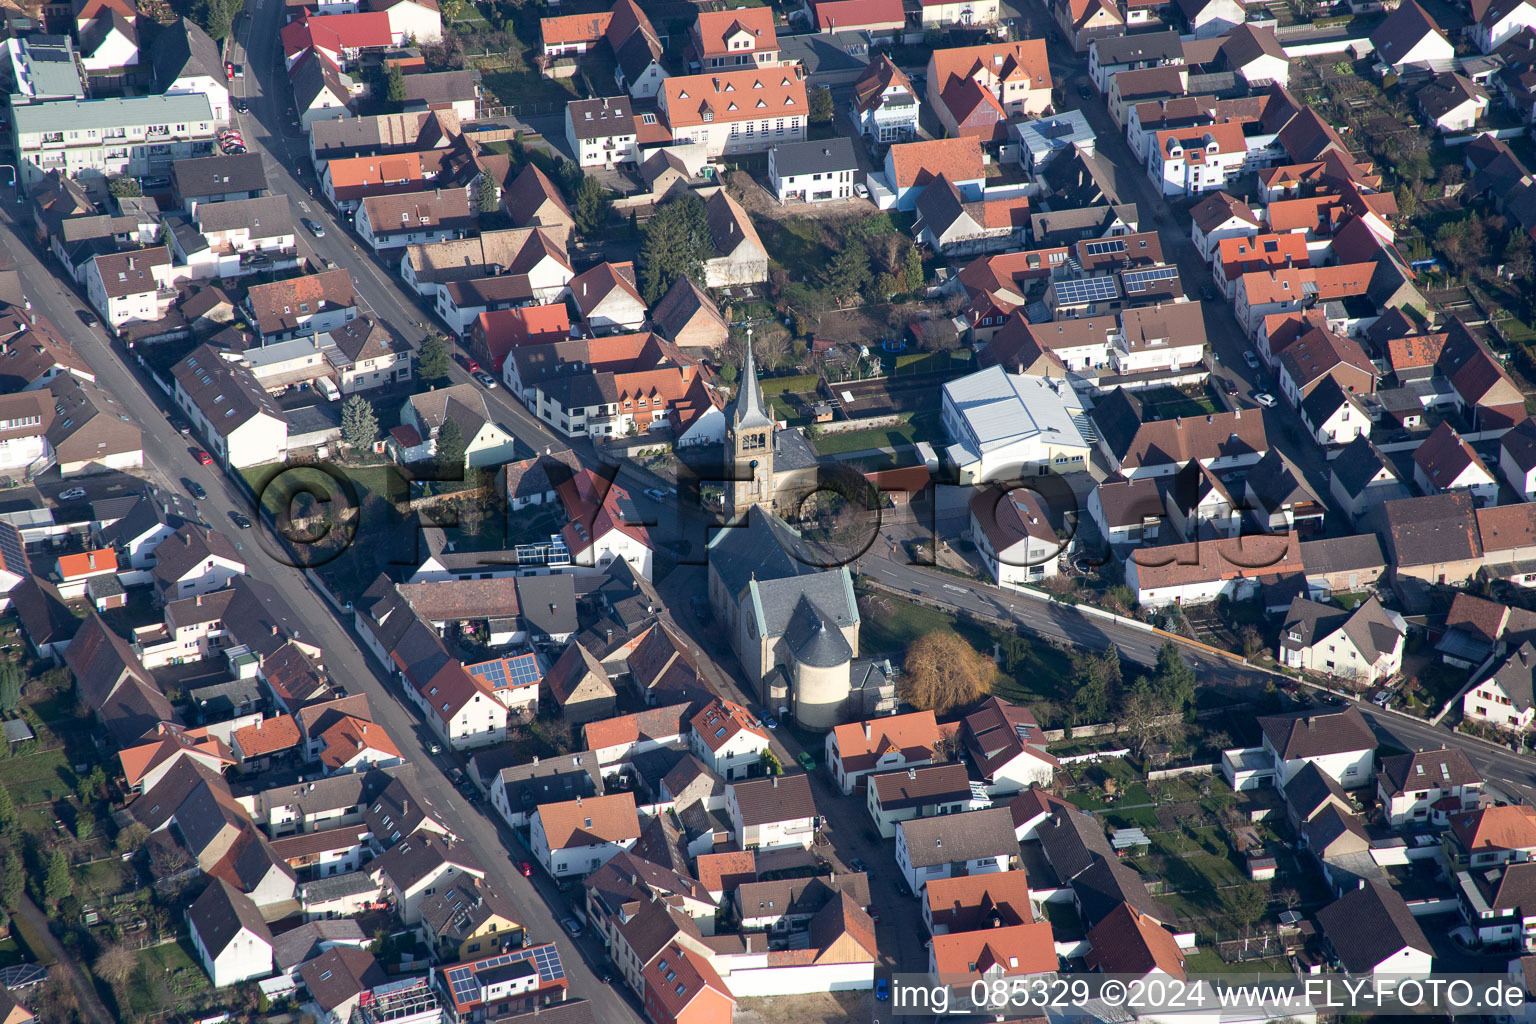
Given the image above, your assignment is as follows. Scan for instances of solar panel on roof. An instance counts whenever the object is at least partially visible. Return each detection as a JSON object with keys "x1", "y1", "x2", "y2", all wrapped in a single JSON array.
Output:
[
  {"x1": 1122, "y1": 265, "x2": 1180, "y2": 290},
  {"x1": 1084, "y1": 239, "x2": 1127, "y2": 256},
  {"x1": 1053, "y1": 276, "x2": 1119, "y2": 305},
  {"x1": 507, "y1": 654, "x2": 540, "y2": 686}
]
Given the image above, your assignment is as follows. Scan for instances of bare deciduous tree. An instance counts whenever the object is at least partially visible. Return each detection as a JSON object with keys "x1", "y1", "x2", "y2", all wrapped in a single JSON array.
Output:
[{"x1": 901, "y1": 630, "x2": 997, "y2": 714}]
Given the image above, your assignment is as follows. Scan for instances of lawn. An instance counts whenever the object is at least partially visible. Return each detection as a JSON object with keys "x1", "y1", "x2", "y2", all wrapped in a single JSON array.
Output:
[
  {"x1": 0, "y1": 747, "x2": 74, "y2": 806},
  {"x1": 239, "y1": 463, "x2": 407, "y2": 522},
  {"x1": 478, "y1": 70, "x2": 579, "y2": 113},
  {"x1": 811, "y1": 410, "x2": 942, "y2": 456},
  {"x1": 1140, "y1": 385, "x2": 1217, "y2": 419},
  {"x1": 855, "y1": 586, "x2": 1077, "y2": 708},
  {"x1": 753, "y1": 216, "x2": 835, "y2": 270},
  {"x1": 1182, "y1": 949, "x2": 1292, "y2": 975},
  {"x1": 125, "y1": 939, "x2": 208, "y2": 1016}
]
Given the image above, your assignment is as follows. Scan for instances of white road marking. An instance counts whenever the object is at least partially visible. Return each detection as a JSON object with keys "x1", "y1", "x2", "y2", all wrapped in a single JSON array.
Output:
[{"x1": 943, "y1": 583, "x2": 968, "y2": 594}]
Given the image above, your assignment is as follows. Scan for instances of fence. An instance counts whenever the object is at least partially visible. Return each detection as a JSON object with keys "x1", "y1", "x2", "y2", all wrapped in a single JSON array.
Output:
[
  {"x1": 1146, "y1": 762, "x2": 1218, "y2": 781},
  {"x1": 1056, "y1": 748, "x2": 1131, "y2": 765}
]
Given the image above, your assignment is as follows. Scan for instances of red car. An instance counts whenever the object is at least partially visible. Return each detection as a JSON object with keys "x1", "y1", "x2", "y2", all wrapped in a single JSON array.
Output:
[
  {"x1": 519, "y1": 861, "x2": 533, "y2": 877},
  {"x1": 466, "y1": 359, "x2": 481, "y2": 374},
  {"x1": 193, "y1": 448, "x2": 213, "y2": 466}
]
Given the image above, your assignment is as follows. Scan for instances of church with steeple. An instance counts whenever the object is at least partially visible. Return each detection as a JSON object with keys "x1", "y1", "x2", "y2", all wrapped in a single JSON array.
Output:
[
  {"x1": 722, "y1": 338, "x2": 820, "y2": 520},
  {"x1": 703, "y1": 340, "x2": 868, "y2": 731}
]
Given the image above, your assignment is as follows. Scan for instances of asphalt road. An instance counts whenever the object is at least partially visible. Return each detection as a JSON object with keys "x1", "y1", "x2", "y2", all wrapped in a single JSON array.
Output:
[
  {"x1": 6, "y1": 0, "x2": 1532, "y2": 987},
  {"x1": 0, "y1": 102, "x2": 646, "y2": 1024}
]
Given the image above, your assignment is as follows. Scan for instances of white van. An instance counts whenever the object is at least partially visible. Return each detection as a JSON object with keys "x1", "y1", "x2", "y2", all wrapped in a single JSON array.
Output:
[{"x1": 316, "y1": 377, "x2": 341, "y2": 402}]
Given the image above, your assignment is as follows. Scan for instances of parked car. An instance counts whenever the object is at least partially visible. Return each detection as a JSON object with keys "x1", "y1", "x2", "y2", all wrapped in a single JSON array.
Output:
[
  {"x1": 1243, "y1": 352, "x2": 1260, "y2": 369},
  {"x1": 853, "y1": 182, "x2": 869, "y2": 200},
  {"x1": 764, "y1": 715, "x2": 778, "y2": 730},
  {"x1": 848, "y1": 857, "x2": 866, "y2": 872},
  {"x1": 303, "y1": 218, "x2": 325, "y2": 238},
  {"x1": 58, "y1": 487, "x2": 86, "y2": 501},
  {"x1": 644, "y1": 487, "x2": 666, "y2": 501},
  {"x1": 235, "y1": 99, "x2": 248, "y2": 113},
  {"x1": 1253, "y1": 392, "x2": 1277, "y2": 408},
  {"x1": 1200, "y1": 285, "x2": 1216, "y2": 301},
  {"x1": 76, "y1": 309, "x2": 97, "y2": 328},
  {"x1": 232, "y1": 64, "x2": 244, "y2": 78},
  {"x1": 192, "y1": 448, "x2": 213, "y2": 466},
  {"x1": 170, "y1": 414, "x2": 190, "y2": 434},
  {"x1": 520, "y1": 861, "x2": 533, "y2": 877},
  {"x1": 185, "y1": 479, "x2": 207, "y2": 500},
  {"x1": 139, "y1": 176, "x2": 170, "y2": 190},
  {"x1": 797, "y1": 751, "x2": 816, "y2": 772},
  {"x1": 876, "y1": 979, "x2": 889, "y2": 1002},
  {"x1": 473, "y1": 371, "x2": 498, "y2": 389},
  {"x1": 561, "y1": 917, "x2": 583, "y2": 937},
  {"x1": 1077, "y1": 83, "x2": 1094, "y2": 98},
  {"x1": 230, "y1": 511, "x2": 253, "y2": 529},
  {"x1": 1223, "y1": 379, "x2": 1238, "y2": 396}
]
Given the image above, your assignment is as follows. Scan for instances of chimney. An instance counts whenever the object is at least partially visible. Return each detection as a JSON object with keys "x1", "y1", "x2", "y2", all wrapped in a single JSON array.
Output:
[
  {"x1": 772, "y1": 775, "x2": 778, "y2": 788},
  {"x1": 576, "y1": 794, "x2": 583, "y2": 805},
  {"x1": 196, "y1": 594, "x2": 202, "y2": 607},
  {"x1": 533, "y1": 755, "x2": 540, "y2": 765},
  {"x1": 908, "y1": 767, "x2": 916, "y2": 779},
  {"x1": 87, "y1": 553, "x2": 95, "y2": 569},
  {"x1": 862, "y1": 721, "x2": 871, "y2": 740}
]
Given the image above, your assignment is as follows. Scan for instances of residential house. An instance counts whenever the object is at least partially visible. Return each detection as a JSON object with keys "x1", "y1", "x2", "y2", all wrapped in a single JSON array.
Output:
[
  {"x1": 1317, "y1": 881, "x2": 1434, "y2": 978},
  {"x1": 1277, "y1": 328, "x2": 1377, "y2": 407},
  {"x1": 883, "y1": 137, "x2": 986, "y2": 212},
  {"x1": 867, "y1": 763, "x2": 976, "y2": 838},
  {"x1": 961, "y1": 697, "x2": 1058, "y2": 795},
  {"x1": 150, "y1": 523, "x2": 246, "y2": 604},
  {"x1": 658, "y1": 66, "x2": 807, "y2": 158},
  {"x1": 1417, "y1": 73, "x2": 1490, "y2": 132},
  {"x1": 1370, "y1": 1, "x2": 1455, "y2": 72},
  {"x1": 84, "y1": 247, "x2": 173, "y2": 329},
  {"x1": 825, "y1": 710, "x2": 940, "y2": 794},
  {"x1": 1191, "y1": 191, "x2": 1261, "y2": 263},
  {"x1": 397, "y1": 383, "x2": 518, "y2": 469},
  {"x1": 923, "y1": 871, "x2": 1036, "y2": 935},
  {"x1": 1414, "y1": 422, "x2": 1499, "y2": 506},
  {"x1": 1085, "y1": 902, "x2": 1185, "y2": 978},
  {"x1": 849, "y1": 54, "x2": 919, "y2": 143},
  {"x1": 45, "y1": 373, "x2": 142, "y2": 477},
  {"x1": 1500, "y1": 418, "x2": 1536, "y2": 500},
  {"x1": 1278, "y1": 595, "x2": 1407, "y2": 685},
  {"x1": 171, "y1": 346, "x2": 289, "y2": 469},
  {"x1": 1330, "y1": 435, "x2": 1407, "y2": 521},
  {"x1": 1178, "y1": 0, "x2": 1244, "y2": 37},
  {"x1": 371, "y1": 833, "x2": 485, "y2": 923},
  {"x1": 1465, "y1": 642, "x2": 1536, "y2": 732},
  {"x1": 1473, "y1": 0, "x2": 1536, "y2": 52},
  {"x1": 895, "y1": 806, "x2": 1018, "y2": 893},
  {"x1": 188, "y1": 878, "x2": 275, "y2": 987},
  {"x1": 688, "y1": 698, "x2": 769, "y2": 781},
  {"x1": 1301, "y1": 377, "x2": 1371, "y2": 447},
  {"x1": 1377, "y1": 748, "x2": 1482, "y2": 828},
  {"x1": 702, "y1": 188, "x2": 768, "y2": 287},
  {"x1": 565, "y1": 97, "x2": 639, "y2": 169},
  {"x1": 1258, "y1": 705, "x2": 1378, "y2": 788},
  {"x1": 926, "y1": 42, "x2": 1053, "y2": 135},
  {"x1": 151, "y1": 17, "x2": 229, "y2": 120},
  {"x1": 570, "y1": 262, "x2": 647, "y2": 334},
  {"x1": 1447, "y1": 805, "x2": 1536, "y2": 869},
  {"x1": 325, "y1": 316, "x2": 411, "y2": 393},
  {"x1": 530, "y1": 792, "x2": 640, "y2": 877},
  {"x1": 290, "y1": 49, "x2": 358, "y2": 131},
  {"x1": 769, "y1": 138, "x2": 858, "y2": 203},
  {"x1": 1054, "y1": 0, "x2": 1124, "y2": 53},
  {"x1": 481, "y1": 751, "x2": 601, "y2": 828},
  {"x1": 355, "y1": 189, "x2": 474, "y2": 252},
  {"x1": 690, "y1": 7, "x2": 778, "y2": 69},
  {"x1": 968, "y1": 485, "x2": 1062, "y2": 586},
  {"x1": 728, "y1": 774, "x2": 818, "y2": 851}
]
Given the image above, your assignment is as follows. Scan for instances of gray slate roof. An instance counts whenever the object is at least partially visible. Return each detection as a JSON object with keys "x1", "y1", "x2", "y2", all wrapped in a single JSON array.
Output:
[
  {"x1": 1317, "y1": 880, "x2": 1432, "y2": 972},
  {"x1": 898, "y1": 806, "x2": 1016, "y2": 868}
]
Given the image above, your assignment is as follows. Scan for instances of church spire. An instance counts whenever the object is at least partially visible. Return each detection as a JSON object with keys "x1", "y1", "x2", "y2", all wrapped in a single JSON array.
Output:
[{"x1": 733, "y1": 332, "x2": 774, "y2": 431}]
